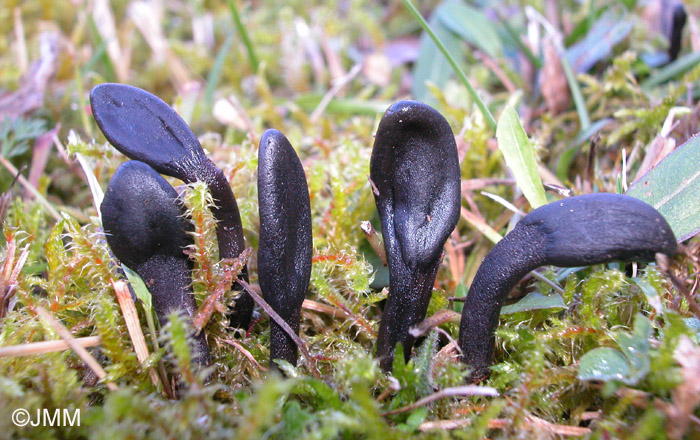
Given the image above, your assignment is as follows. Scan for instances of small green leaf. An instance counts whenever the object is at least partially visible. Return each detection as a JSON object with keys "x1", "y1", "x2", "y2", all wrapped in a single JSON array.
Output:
[
  {"x1": 496, "y1": 106, "x2": 547, "y2": 208},
  {"x1": 403, "y1": 407, "x2": 428, "y2": 432},
  {"x1": 578, "y1": 347, "x2": 631, "y2": 382},
  {"x1": 122, "y1": 264, "x2": 152, "y2": 313},
  {"x1": 626, "y1": 134, "x2": 700, "y2": 241},
  {"x1": 615, "y1": 315, "x2": 651, "y2": 383},
  {"x1": 500, "y1": 291, "x2": 565, "y2": 315}
]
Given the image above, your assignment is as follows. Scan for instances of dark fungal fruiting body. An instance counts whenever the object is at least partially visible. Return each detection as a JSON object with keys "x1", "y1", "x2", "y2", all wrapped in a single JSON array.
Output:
[
  {"x1": 459, "y1": 193, "x2": 677, "y2": 383},
  {"x1": 666, "y1": 1, "x2": 687, "y2": 62},
  {"x1": 90, "y1": 83, "x2": 253, "y2": 329},
  {"x1": 101, "y1": 160, "x2": 211, "y2": 366},
  {"x1": 370, "y1": 100, "x2": 461, "y2": 372},
  {"x1": 257, "y1": 129, "x2": 312, "y2": 367}
]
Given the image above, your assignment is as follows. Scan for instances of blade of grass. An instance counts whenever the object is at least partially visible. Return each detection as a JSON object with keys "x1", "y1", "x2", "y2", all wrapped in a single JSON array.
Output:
[
  {"x1": 0, "y1": 156, "x2": 61, "y2": 221},
  {"x1": 495, "y1": 9, "x2": 542, "y2": 69},
  {"x1": 227, "y1": 0, "x2": 259, "y2": 73},
  {"x1": 526, "y1": 6, "x2": 591, "y2": 131},
  {"x1": 401, "y1": 0, "x2": 497, "y2": 131},
  {"x1": 204, "y1": 33, "x2": 235, "y2": 110},
  {"x1": 641, "y1": 51, "x2": 700, "y2": 91}
]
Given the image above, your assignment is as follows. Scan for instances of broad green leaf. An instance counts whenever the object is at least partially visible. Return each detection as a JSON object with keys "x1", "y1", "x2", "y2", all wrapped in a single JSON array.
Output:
[
  {"x1": 496, "y1": 106, "x2": 547, "y2": 208},
  {"x1": 626, "y1": 134, "x2": 700, "y2": 241},
  {"x1": 411, "y1": 12, "x2": 463, "y2": 103},
  {"x1": 436, "y1": 0, "x2": 502, "y2": 58},
  {"x1": 500, "y1": 292, "x2": 565, "y2": 315},
  {"x1": 578, "y1": 315, "x2": 652, "y2": 385},
  {"x1": 122, "y1": 264, "x2": 153, "y2": 313},
  {"x1": 578, "y1": 347, "x2": 630, "y2": 382}
]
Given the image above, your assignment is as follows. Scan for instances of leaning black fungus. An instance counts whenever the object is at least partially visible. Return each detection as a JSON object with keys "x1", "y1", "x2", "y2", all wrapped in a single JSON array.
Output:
[{"x1": 459, "y1": 193, "x2": 677, "y2": 383}]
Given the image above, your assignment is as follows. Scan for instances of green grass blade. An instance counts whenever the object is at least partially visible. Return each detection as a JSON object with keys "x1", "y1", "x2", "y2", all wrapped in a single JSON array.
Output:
[
  {"x1": 227, "y1": 0, "x2": 259, "y2": 73},
  {"x1": 204, "y1": 33, "x2": 235, "y2": 109},
  {"x1": 641, "y1": 51, "x2": 700, "y2": 91},
  {"x1": 401, "y1": 0, "x2": 497, "y2": 131},
  {"x1": 496, "y1": 106, "x2": 547, "y2": 208}
]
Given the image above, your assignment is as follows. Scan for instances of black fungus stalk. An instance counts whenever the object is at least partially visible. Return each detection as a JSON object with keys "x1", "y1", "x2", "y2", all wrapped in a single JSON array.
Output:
[
  {"x1": 257, "y1": 129, "x2": 312, "y2": 367},
  {"x1": 371, "y1": 100, "x2": 461, "y2": 372},
  {"x1": 459, "y1": 193, "x2": 677, "y2": 383},
  {"x1": 101, "y1": 160, "x2": 211, "y2": 366},
  {"x1": 90, "y1": 83, "x2": 253, "y2": 328}
]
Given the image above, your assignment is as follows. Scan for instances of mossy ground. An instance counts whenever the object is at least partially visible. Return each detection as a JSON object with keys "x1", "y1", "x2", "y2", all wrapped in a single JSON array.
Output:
[{"x1": 1, "y1": 1, "x2": 700, "y2": 438}]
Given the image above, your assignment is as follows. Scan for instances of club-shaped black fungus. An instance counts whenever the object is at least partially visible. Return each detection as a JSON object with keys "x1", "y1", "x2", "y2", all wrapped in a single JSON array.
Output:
[
  {"x1": 370, "y1": 100, "x2": 461, "y2": 371},
  {"x1": 667, "y1": 1, "x2": 687, "y2": 61},
  {"x1": 257, "y1": 129, "x2": 312, "y2": 367},
  {"x1": 459, "y1": 193, "x2": 677, "y2": 383},
  {"x1": 101, "y1": 160, "x2": 211, "y2": 366},
  {"x1": 90, "y1": 83, "x2": 253, "y2": 328}
]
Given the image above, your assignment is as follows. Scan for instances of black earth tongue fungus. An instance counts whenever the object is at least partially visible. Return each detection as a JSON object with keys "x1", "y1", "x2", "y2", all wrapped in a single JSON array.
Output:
[
  {"x1": 370, "y1": 100, "x2": 461, "y2": 372},
  {"x1": 257, "y1": 129, "x2": 312, "y2": 367},
  {"x1": 666, "y1": 1, "x2": 687, "y2": 62},
  {"x1": 459, "y1": 193, "x2": 678, "y2": 383},
  {"x1": 90, "y1": 83, "x2": 253, "y2": 329},
  {"x1": 101, "y1": 160, "x2": 212, "y2": 367}
]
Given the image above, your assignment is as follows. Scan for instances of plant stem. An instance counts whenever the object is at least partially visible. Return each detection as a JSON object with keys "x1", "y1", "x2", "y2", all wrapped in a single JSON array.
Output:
[
  {"x1": 227, "y1": 0, "x2": 259, "y2": 73},
  {"x1": 401, "y1": 0, "x2": 497, "y2": 131}
]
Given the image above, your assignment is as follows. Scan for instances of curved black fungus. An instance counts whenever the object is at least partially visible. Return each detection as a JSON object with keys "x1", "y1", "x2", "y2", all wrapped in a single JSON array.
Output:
[
  {"x1": 459, "y1": 193, "x2": 677, "y2": 383},
  {"x1": 370, "y1": 100, "x2": 461, "y2": 372},
  {"x1": 90, "y1": 83, "x2": 253, "y2": 328},
  {"x1": 257, "y1": 129, "x2": 312, "y2": 367},
  {"x1": 101, "y1": 160, "x2": 211, "y2": 366}
]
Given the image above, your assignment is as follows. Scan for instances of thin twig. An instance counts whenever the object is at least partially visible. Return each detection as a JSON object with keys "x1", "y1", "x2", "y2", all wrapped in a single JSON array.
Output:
[
  {"x1": 220, "y1": 337, "x2": 268, "y2": 372},
  {"x1": 360, "y1": 220, "x2": 387, "y2": 266},
  {"x1": 33, "y1": 305, "x2": 118, "y2": 391},
  {"x1": 302, "y1": 299, "x2": 349, "y2": 319},
  {"x1": 111, "y1": 280, "x2": 161, "y2": 389},
  {"x1": 0, "y1": 336, "x2": 101, "y2": 357},
  {"x1": 310, "y1": 63, "x2": 362, "y2": 123},
  {"x1": 657, "y1": 253, "x2": 700, "y2": 319},
  {"x1": 383, "y1": 385, "x2": 498, "y2": 416},
  {"x1": 409, "y1": 309, "x2": 461, "y2": 338},
  {"x1": 530, "y1": 271, "x2": 565, "y2": 295},
  {"x1": 0, "y1": 156, "x2": 60, "y2": 220},
  {"x1": 237, "y1": 279, "x2": 321, "y2": 379}
]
